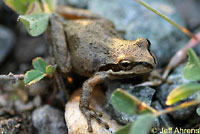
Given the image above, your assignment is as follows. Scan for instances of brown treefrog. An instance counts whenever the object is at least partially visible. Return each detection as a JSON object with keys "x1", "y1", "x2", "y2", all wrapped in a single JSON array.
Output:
[{"x1": 47, "y1": 6, "x2": 156, "y2": 132}]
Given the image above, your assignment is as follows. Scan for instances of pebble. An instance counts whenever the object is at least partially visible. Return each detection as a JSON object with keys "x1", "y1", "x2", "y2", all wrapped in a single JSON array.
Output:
[{"x1": 32, "y1": 105, "x2": 67, "y2": 134}]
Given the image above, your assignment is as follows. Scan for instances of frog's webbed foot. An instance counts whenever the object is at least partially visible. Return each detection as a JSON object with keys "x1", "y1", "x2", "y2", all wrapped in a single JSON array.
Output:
[
  {"x1": 79, "y1": 72, "x2": 110, "y2": 132},
  {"x1": 80, "y1": 107, "x2": 109, "y2": 132}
]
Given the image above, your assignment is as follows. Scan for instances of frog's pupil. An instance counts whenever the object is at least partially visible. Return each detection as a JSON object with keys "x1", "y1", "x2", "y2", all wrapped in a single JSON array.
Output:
[{"x1": 121, "y1": 61, "x2": 131, "y2": 68}]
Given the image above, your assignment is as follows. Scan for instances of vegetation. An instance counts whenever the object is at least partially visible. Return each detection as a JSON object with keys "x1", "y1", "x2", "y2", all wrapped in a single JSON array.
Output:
[
  {"x1": 112, "y1": 48, "x2": 200, "y2": 134},
  {"x1": 1, "y1": 0, "x2": 200, "y2": 134}
]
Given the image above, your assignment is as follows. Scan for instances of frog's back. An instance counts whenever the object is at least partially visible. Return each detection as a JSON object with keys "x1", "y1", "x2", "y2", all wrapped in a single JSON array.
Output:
[{"x1": 63, "y1": 19, "x2": 121, "y2": 76}]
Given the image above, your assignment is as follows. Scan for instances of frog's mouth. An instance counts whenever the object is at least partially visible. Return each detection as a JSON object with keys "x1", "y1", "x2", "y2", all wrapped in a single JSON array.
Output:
[{"x1": 99, "y1": 62, "x2": 154, "y2": 75}]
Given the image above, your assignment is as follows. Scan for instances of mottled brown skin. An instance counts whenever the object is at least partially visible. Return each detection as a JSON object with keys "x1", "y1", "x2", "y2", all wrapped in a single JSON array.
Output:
[{"x1": 47, "y1": 7, "x2": 156, "y2": 132}]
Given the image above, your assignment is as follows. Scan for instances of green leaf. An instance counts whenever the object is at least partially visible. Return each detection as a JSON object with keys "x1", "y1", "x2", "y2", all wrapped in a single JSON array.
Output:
[
  {"x1": 196, "y1": 108, "x2": 200, "y2": 116},
  {"x1": 32, "y1": 57, "x2": 48, "y2": 72},
  {"x1": 115, "y1": 123, "x2": 132, "y2": 134},
  {"x1": 18, "y1": 13, "x2": 50, "y2": 36},
  {"x1": 111, "y1": 89, "x2": 155, "y2": 115},
  {"x1": 182, "y1": 48, "x2": 200, "y2": 81},
  {"x1": 166, "y1": 83, "x2": 200, "y2": 105},
  {"x1": 25, "y1": 1, "x2": 43, "y2": 14},
  {"x1": 46, "y1": 65, "x2": 56, "y2": 74},
  {"x1": 41, "y1": 0, "x2": 55, "y2": 13},
  {"x1": 3, "y1": 0, "x2": 32, "y2": 14},
  {"x1": 130, "y1": 114, "x2": 155, "y2": 134},
  {"x1": 24, "y1": 70, "x2": 45, "y2": 85}
]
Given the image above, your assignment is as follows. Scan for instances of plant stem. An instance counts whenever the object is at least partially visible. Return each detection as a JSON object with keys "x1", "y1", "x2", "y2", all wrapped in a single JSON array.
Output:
[
  {"x1": 156, "y1": 99, "x2": 200, "y2": 116},
  {"x1": 135, "y1": 0, "x2": 197, "y2": 40},
  {"x1": 0, "y1": 73, "x2": 24, "y2": 80},
  {"x1": 163, "y1": 32, "x2": 200, "y2": 79}
]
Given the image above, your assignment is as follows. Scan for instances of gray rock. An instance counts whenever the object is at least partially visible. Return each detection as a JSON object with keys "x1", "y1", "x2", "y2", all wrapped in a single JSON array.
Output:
[
  {"x1": 56, "y1": 0, "x2": 68, "y2": 6},
  {"x1": 105, "y1": 81, "x2": 155, "y2": 124},
  {"x1": 14, "y1": 36, "x2": 47, "y2": 63},
  {"x1": 173, "y1": 0, "x2": 200, "y2": 29},
  {"x1": 32, "y1": 105, "x2": 67, "y2": 134},
  {"x1": 151, "y1": 101, "x2": 174, "y2": 131},
  {"x1": 88, "y1": 0, "x2": 187, "y2": 67},
  {"x1": 14, "y1": 100, "x2": 34, "y2": 112},
  {"x1": 66, "y1": 0, "x2": 88, "y2": 8},
  {"x1": 0, "y1": 25, "x2": 14, "y2": 64},
  {"x1": 156, "y1": 64, "x2": 198, "y2": 120},
  {"x1": 0, "y1": 94, "x2": 14, "y2": 109},
  {"x1": 0, "y1": 117, "x2": 21, "y2": 134}
]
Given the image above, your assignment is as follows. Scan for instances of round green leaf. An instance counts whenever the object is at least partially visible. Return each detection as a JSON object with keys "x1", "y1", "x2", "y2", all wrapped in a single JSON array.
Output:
[
  {"x1": 166, "y1": 83, "x2": 200, "y2": 105},
  {"x1": 46, "y1": 65, "x2": 56, "y2": 74},
  {"x1": 196, "y1": 108, "x2": 200, "y2": 116},
  {"x1": 182, "y1": 48, "x2": 200, "y2": 81},
  {"x1": 111, "y1": 89, "x2": 136, "y2": 115},
  {"x1": 111, "y1": 89, "x2": 153, "y2": 115},
  {"x1": 24, "y1": 70, "x2": 45, "y2": 85},
  {"x1": 3, "y1": 0, "x2": 31, "y2": 14},
  {"x1": 42, "y1": 0, "x2": 55, "y2": 13},
  {"x1": 130, "y1": 114, "x2": 155, "y2": 134},
  {"x1": 18, "y1": 13, "x2": 50, "y2": 36},
  {"x1": 115, "y1": 123, "x2": 132, "y2": 134},
  {"x1": 32, "y1": 57, "x2": 48, "y2": 73}
]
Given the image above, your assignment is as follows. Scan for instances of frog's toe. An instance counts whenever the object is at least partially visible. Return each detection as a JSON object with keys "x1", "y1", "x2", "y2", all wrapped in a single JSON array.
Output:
[
  {"x1": 91, "y1": 110, "x2": 109, "y2": 130},
  {"x1": 90, "y1": 107, "x2": 103, "y2": 117},
  {"x1": 81, "y1": 107, "x2": 109, "y2": 132}
]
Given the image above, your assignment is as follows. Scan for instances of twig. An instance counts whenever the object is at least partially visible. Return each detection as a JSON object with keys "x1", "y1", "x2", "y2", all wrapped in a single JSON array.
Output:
[
  {"x1": 163, "y1": 32, "x2": 200, "y2": 79},
  {"x1": 156, "y1": 99, "x2": 200, "y2": 116},
  {"x1": 0, "y1": 73, "x2": 24, "y2": 80},
  {"x1": 135, "y1": 0, "x2": 197, "y2": 40}
]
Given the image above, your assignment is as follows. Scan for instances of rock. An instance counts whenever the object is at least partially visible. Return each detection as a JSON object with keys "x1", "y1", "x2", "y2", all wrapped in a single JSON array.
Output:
[
  {"x1": 33, "y1": 96, "x2": 42, "y2": 108},
  {"x1": 156, "y1": 64, "x2": 197, "y2": 120},
  {"x1": 88, "y1": 0, "x2": 186, "y2": 67},
  {"x1": 105, "y1": 81, "x2": 155, "y2": 124},
  {"x1": 56, "y1": 0, "x2": 68, "y2": 6},
  {"x1": 0, "y1": 94, "x2": 14, "y2": 110},
  {"x1": 0, "y1": 112, "x2": 33, "y2": 134},
  {"x1": 32, "y1": 105, "x2": 67, "y2": 134},
  {"x1": 65, "y1": 88, "x2": 121, "y2": 134},
  {"x1": 0, "y1": 117, "x2": 21, "y2": 134},
  {"x1": 14, "y1": 36, "x2": 47, "y2": 63},
  {"x1": 0, "y1": 25, "x2": 15, "y2": 64},
  {"x1": 14, "y1": 100, "x2": 34, "y2": 112},
  {"x1": 172, "y1": 0, "x2": 200, "y2": 30},
  {"x1": 151, "y1": 101, "x2": 174, "y2": 131},
  {"x1": 66, "y1": 0, "x2": 88, "y2": 8}
]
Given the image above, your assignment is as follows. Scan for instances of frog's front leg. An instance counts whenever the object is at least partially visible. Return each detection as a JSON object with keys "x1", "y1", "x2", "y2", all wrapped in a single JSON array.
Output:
[
  {"x1": 47, "y1": 14, "x2": 72, "y2": 73},
  {"x1": 79, "y1": 72, "x2": 110, "y2": 132},
  {"x1": 46, "y1": 14, "x2": 72, "y2": 101}
]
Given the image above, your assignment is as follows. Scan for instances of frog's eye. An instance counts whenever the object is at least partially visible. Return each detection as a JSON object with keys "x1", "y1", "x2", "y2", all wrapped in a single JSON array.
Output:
[{"x1": 119, "y1": 60, "x2": 133, "y2": 70}]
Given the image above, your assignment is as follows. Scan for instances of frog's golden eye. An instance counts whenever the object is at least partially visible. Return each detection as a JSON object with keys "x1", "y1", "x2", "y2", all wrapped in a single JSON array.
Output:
[{"x1": 119, "y1": 60, "x2": 133, "y2": 70}]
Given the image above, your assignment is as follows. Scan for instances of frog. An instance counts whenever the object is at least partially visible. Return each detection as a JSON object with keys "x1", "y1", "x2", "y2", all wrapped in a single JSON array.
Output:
[{"x1": 47, "y1": 6, "x2": 156, "y2": 132}]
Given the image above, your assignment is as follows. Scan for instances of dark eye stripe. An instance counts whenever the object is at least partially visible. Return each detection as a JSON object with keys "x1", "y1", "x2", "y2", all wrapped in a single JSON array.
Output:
[
  {"x1": 99, "y1": 63, "x2": 121, "y2": 72},
  {"x1": 99, "y1": 61, "x2": 153, "y2": 72},
  {"x1": 132, "y1": 62, "x2": 153, "y2": 69}
]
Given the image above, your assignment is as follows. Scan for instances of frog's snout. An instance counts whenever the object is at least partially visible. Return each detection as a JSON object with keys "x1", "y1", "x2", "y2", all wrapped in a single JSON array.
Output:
[{"x1": 149, "y1": 51, "x2": 157, "y2": 68}]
